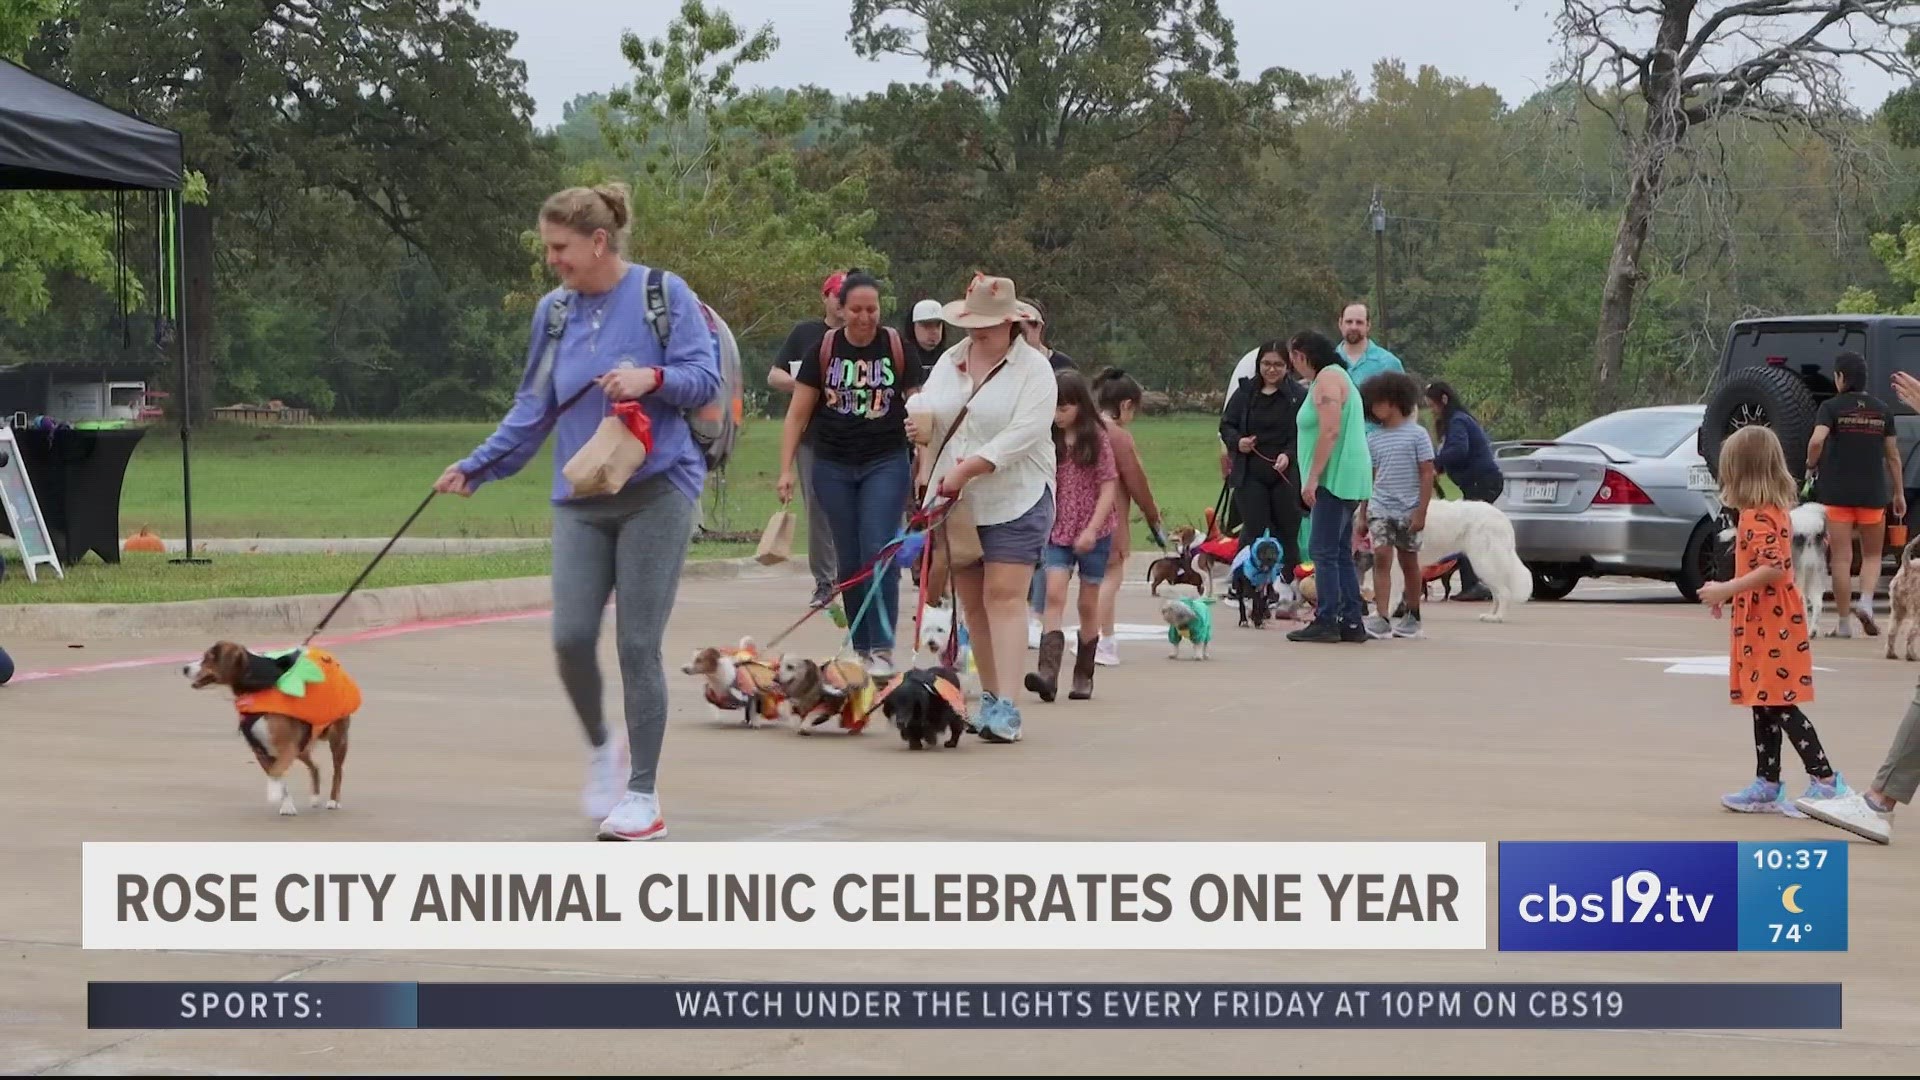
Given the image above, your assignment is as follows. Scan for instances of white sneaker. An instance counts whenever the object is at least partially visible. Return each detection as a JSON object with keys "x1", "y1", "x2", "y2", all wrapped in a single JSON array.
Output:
[
  {"x1": 1027, "y1": 614, "x2": 1042, "y2": 650},
  {"x1": 864, "y1": 651, "x2": 895, "y2": 679},
  {"x1": 1795, "y1": 791, "x2": 1892, "y2": 844},
  {"x1": 582, "y1": 736, "x2": 627, "y2": 822},
  {"x1": 1094, "y1": 637, "x2": 1120, "y2": 667},
  {"x1": 597, "y1": 791, "x2": 667, "y2": 841}
]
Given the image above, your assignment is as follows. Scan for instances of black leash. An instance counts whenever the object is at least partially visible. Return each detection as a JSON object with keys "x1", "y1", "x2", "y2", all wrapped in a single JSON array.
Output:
[{"x1": 300, "y1": 381, "x2": 600, "y2": 648}]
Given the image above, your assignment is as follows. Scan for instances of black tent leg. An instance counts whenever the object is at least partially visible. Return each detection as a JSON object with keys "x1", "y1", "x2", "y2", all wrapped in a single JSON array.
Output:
[{"x1": 168, "y1": 192, "x2": 208, "y2": 566}]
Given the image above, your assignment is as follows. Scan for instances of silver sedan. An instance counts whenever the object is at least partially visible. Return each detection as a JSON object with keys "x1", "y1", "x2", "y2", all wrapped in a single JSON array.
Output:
[{"x1": 1493, "y1": 404, "x2": 1718, "y2": 601}]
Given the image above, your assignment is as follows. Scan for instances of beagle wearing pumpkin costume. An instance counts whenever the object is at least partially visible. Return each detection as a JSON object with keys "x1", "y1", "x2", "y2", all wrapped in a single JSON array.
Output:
[
  {"x1": 184, "y1": 642, "x2": 361, "y2": 816},
  {"x1": 682, "y1": 636, "x2": 785, "y2": 726}
]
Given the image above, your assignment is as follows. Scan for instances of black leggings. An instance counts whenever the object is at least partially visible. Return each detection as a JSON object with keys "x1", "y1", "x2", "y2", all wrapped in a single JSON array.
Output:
[
  {"x1": 1752, "y1": 706, "x2": 1834, "y2": 783},
  {"x1": 1235, "y1": 468, "x2": 1302, "y2": 578}
]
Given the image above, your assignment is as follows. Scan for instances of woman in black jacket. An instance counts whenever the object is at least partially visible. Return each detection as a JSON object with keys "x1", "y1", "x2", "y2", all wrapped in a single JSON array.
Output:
[
  {"x1": 1425, "y1": 380, "x2": 1503, "y2": 601},
  {"x1": 1220, "y1": 342, "x2": 1307, "y2": 578}
]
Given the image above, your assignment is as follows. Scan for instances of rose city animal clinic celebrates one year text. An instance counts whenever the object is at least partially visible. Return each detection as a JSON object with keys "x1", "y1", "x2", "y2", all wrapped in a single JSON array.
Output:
[{"x1": 83, "y1": 841, "x2": 1486, "y2": 950}]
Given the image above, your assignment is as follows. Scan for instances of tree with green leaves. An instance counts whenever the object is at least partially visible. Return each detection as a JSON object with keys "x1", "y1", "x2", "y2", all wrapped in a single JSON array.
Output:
[
  {"x1": 0, "y1": 0, "x2": 124, "y2": 325},
  {"x1": 585, "y1": 0, "x2": 887, "y2": 344},
  {"x1": 844, "y1": 0, "x2": 1328, "y2": 384}
]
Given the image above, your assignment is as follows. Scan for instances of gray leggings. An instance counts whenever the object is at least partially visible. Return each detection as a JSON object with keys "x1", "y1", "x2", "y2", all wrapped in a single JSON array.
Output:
[{"x1": 551, "y1": 474, "x2": 696, "y2": 795}]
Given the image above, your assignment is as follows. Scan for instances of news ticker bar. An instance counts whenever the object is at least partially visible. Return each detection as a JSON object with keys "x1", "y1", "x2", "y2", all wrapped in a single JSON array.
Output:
[{"x1": 89, "y1": 982, "x2": 1841, "y2": 1030}]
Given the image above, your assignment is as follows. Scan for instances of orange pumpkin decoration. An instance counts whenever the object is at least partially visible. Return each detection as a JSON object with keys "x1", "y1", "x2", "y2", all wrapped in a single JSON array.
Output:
[{"x1": 124, "y1": 527, "x2": 165, "y2": 553}]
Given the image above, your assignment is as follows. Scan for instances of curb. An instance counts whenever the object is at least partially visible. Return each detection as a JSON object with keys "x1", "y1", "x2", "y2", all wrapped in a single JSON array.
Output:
[{"x1": 0, "y1": 556, "x2": 801, "y2": 640}]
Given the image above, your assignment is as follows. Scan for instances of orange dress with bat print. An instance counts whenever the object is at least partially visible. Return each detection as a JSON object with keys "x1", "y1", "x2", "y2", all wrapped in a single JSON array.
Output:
[{"x1": 1728, "y1": 505, "x2": 1814, "y2": 707}]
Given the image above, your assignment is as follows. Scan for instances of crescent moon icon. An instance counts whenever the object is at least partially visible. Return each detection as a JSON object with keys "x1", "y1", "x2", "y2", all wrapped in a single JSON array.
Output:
[{"x1": 1782, "y1": 884, "x2": 1804, "y2": 914}]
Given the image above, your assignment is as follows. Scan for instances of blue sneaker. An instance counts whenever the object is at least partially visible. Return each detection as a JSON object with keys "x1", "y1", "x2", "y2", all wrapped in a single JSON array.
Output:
[
  {"x1": 1722, "y1": 777, "x2": 1801, "y2": 816},
  {"x1": 968, "y1": 692, "x2": 997, "y2": 734},
  {"x1": 1801, "y1": 773, "x2": 1852, "y2": 803},
  {"x1": 978, "y1": 697, "x2": 1023, "y2": 744}
]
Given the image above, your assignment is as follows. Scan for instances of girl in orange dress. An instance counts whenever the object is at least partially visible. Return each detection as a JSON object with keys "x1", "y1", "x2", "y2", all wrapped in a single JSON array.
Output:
[{"x1": 1699, "y1": 425, "x2": 1852, "y2": 814}]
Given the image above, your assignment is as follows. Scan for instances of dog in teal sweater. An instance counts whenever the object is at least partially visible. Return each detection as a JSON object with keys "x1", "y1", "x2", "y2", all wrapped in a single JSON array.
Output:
[{"x1": 1160, "y1": 596, "x2": 1215, "y2": 660}]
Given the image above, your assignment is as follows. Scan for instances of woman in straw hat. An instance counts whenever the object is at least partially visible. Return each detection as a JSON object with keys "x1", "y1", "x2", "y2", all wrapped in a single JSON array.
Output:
[{"x1": 907, "y1": 274, "x2": 1060, "y2": 743}]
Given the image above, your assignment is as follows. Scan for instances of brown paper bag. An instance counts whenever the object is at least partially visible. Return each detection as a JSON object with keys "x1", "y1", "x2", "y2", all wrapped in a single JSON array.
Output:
[
  {"x1": 932, "y1": 496, "x2": 984, "y2": 569},
  {"x1": 755, "y1": 508, "x2": 796, "y2": 565},
  {"x1": 563, "y1": 415, "x2": 649, "y2": 498}
]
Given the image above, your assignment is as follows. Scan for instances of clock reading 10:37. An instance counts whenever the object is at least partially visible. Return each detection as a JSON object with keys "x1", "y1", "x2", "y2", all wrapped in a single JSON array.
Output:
[{"x1": 1735, "y1": 843, "x2": 1847, "y2": 952}]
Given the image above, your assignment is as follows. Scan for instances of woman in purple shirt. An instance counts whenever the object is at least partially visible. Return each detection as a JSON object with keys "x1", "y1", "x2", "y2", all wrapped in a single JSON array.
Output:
[{"x1": 434, "y1": 182, "x2": 721, "y2": 842}]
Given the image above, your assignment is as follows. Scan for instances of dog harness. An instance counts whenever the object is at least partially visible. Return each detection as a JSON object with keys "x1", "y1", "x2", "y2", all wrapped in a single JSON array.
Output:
[
  {"x1": 233, "y1": 648, "x2": 362, "y2": 735},
  {"x1": 812, "y1": 659, "x2": 876, "y2": 732},
  {"x1": 1166, "y1": 597, "x2": 1215, "y2": 645}
]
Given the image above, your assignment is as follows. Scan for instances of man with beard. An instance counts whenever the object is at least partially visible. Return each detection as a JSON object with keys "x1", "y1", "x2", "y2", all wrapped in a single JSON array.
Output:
[{"x1": 1336, "y1": 301, "x2": 1405, "y2": 402}]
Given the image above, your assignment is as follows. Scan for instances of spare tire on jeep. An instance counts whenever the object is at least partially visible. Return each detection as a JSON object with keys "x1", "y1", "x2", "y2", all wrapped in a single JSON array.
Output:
[{"x1": 1700, "y1": 364, "x2": 1820, "y2": 481}]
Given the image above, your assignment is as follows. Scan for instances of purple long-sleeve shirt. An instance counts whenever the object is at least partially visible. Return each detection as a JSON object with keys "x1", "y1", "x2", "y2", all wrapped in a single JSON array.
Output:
[{"x1": 457, "y1": 265, "x2": 722, "y2": 505}]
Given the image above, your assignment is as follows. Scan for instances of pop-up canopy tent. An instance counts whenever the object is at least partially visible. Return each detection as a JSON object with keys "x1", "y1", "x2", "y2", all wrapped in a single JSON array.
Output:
[{"x1": 0, "y1": 58, "x2": 204, "y2": 564}]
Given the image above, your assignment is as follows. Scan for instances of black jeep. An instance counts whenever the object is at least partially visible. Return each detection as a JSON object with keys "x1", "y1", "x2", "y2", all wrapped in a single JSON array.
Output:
[{"x1": 1696, "y1": 315, "x2": 1920, "y2": 577}]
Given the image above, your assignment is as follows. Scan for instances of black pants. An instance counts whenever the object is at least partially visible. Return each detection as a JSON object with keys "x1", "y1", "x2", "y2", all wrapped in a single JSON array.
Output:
[
  {"x1": 1752, "y1": 706, "x2": 1834, "y2": 783},
  {"x1": 1452, "y1": 472, "x2": 1503, "y2": 592},
  {"x1": 1235, "y1": 468, "x2": 1303, "y2": 579}
]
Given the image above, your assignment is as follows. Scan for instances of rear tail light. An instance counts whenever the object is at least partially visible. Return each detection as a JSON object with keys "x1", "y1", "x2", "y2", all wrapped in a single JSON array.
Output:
[{"x1": 1594, "y1": 469, "x2": 1653, "y2": 505}]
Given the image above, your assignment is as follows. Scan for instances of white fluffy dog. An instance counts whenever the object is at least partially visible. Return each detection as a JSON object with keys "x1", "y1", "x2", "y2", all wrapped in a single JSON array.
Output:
[
  {"x1": 916, "y1": 603, "x2": 983, "y2": 702},
  {"x1": 1378, "y1": 499, "x2": 1533, "y2": 622}
]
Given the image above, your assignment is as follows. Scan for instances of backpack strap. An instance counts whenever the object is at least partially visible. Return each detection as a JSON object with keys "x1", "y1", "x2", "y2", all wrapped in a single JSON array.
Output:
[
  {"x1": 644, "y1": 267, "x2": 671, "y2": 349},
  {"x1": 817, "y1": 326, "x2": 837, "y2": 374},
  {"x1": 884, "y1": 326, "x2": 905, "y2": 374},
  {"x1": 528, "y1": 290, "x2": 573, "y2": 398}
]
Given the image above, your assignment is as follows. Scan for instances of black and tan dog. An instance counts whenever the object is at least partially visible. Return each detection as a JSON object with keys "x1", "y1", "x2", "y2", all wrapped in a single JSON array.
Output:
[
  {"x1": 1147, "y1": 526, "x2": 1207, "y2": 596},
  {"x1": 877, "y1": 667, "x2": 969, "y2": 750},
  {"x1": 184, "y1": 642, "x2": 361, "y2": 816}
]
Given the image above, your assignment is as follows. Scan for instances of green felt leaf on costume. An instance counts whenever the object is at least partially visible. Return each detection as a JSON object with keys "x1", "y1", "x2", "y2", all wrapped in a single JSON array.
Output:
[{"x1": 269, "y1": 649, "x2": 325, "y2": 699}]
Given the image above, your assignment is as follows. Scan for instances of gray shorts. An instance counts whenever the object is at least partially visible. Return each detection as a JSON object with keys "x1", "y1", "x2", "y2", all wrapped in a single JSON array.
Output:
[{"x1": 979, "y1": 490, "x2": 1056, "y2": 566}]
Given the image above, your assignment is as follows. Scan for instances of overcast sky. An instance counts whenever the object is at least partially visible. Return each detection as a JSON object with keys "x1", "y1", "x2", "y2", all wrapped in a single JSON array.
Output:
[{"x1": 474, "y1": 0, "x2": 1908, "y2": 128}]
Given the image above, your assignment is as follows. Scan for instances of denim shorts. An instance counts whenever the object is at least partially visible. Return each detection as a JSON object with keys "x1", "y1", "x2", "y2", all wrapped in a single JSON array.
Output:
[
  {"x1": 1041, "y1": 534, "x2": 1114, "y2": 583},
  {"x1": 978, "y1": 490, "x2": 1055, "y2": 566}
]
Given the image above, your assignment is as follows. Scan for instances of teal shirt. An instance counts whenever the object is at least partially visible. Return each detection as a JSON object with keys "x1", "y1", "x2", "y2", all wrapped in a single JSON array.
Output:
[
  {"x1": 1342, "y1": 340, "x2": 1404, "y2": 390},
  {"x1": 1296, "y1": 366, "x2": 1373, "y2": 503}
]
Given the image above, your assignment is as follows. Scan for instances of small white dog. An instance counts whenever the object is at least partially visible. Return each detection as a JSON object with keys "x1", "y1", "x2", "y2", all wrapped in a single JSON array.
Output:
[
  {"x1": 1378, "y1": 499, "x2": 1533, "y2": 622},
  {"x1": 917, "y1": 603, "x2": 983, "y2": 702}
]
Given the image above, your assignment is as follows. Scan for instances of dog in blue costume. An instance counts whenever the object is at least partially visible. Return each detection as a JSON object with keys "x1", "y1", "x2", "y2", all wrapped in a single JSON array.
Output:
[{"x1": 1228, "y1": 531, "x2": 1288, "y2": 629}]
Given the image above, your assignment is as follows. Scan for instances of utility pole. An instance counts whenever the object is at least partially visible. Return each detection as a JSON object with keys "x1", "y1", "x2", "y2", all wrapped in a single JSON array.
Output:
[{"x1": 1370, "y1": 186, "x2": 1387, "y2": 337}]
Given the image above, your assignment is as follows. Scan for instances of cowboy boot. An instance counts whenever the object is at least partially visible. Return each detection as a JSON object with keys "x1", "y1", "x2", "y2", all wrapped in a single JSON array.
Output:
[
  {"x1": 1067, "y1": 635, "x2": 1098, "y2": 700},
  {"x1": 1024, "y1": 630, "x2": 1064, "y2": 702}
]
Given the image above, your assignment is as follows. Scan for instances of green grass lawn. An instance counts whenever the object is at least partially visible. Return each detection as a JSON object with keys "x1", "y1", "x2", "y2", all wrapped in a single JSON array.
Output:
[
  {"x1": 117, "y1": 415, "x2": 1303, "y2": 549},
  {"x1": 0, "y1": 543, "x2": 757, "y2": 605},
  {"x1": 25, "y1": 413, "x2": 1460, "y2": 603}
]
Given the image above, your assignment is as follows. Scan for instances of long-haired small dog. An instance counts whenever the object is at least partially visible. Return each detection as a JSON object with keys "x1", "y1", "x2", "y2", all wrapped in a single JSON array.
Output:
[
  {"x1": 183, "y1": 642, "x2": 360, "y2": 816},
  {"x1": 916, "y1": 602, "x2": 982, "y2": 703},
  {"x1": 1885, "y1": 535, "x2": 1920, "y2": 660},
  {"x1": 879, "y1": 667, "x2": 969, "y2": 750},
  {"x1": 682, "y1": 637, "x2": 784, "y2": 726},
  {"x1": 774, "y1": 655, "x2": 874, "y2": 734},
  {"x1": 1161, "y1": 596, "x2": 1215, "y2": 660}
]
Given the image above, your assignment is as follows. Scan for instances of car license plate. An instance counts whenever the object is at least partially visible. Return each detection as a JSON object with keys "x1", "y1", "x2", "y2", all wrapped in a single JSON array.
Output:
[
  {"x1": 1688, "y1": 464, "x2": 1715, "y2": 491},
  {"x1": 1521, "y1": 480, "x2": 1558, "y2": 503}
]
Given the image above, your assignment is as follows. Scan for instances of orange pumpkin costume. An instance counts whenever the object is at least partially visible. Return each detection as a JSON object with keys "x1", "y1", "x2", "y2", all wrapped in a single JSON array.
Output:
[
  {"x1": 1728, "y1": 505, "x2": 1814, "y2": 707},
  {"x1": 234, "y1": 648, "x2": 363, "y2": 734}
]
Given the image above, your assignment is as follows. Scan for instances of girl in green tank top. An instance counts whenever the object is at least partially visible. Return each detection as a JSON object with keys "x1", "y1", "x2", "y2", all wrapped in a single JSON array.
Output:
[{"x1": 1296, "y1": 366, "x2": 1372, "y2": 502}]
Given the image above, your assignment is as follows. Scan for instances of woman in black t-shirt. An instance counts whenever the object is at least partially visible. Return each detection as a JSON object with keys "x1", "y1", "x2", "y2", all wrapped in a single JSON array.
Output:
[
  {"x1": 1809, "y1": 351, "x2": 1907, "y2": 637},
  {"x1": 778, "y1": 273, "x2": 924, "y2": 672},
  {"x1": 1219, "y1": 341, "x2": 1306, "y2": 579}
]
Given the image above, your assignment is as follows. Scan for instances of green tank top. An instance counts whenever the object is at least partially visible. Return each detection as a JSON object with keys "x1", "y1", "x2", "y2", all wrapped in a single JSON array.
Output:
[{"x1": 1295, "y1": 366, "x2": 1373, "y2": 502}]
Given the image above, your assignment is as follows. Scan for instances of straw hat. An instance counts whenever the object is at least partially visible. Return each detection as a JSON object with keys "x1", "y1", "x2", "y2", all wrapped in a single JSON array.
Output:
[{"x1": 942, "y1": 274, "x2": 1023, "y2": 328}]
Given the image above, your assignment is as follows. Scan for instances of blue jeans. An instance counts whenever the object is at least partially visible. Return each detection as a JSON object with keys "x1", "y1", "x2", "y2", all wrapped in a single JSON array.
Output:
[
  {"x1": 812, "y1": 450, "x2": 912, "y2": 655},
  {"x1": 1308, "y1": 487, "x2": 1364, "y2": 628},
  {"x1": 1041, "y1": 535, "x2": 1114, "y2": 584}
]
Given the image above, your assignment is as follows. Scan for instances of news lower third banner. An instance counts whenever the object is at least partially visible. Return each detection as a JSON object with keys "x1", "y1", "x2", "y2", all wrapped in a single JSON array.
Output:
[
  {"x1": 81, "y1": 841, "x2": 1488, "y2": 951},
  {"x1": 88, "y1": 982, "x2": 1842, "y2": 1030}
]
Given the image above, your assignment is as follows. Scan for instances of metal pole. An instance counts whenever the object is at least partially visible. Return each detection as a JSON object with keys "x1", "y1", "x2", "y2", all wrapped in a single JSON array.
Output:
[
  {"x1": 1370, "y1": 186, "x2": 1387, "y2": 337},
  {"x1": 169, "y1": 191, "x2": 209, "y2": 565}
]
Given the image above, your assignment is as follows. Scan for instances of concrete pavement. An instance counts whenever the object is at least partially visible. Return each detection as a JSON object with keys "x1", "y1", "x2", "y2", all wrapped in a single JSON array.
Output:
[{"x1": 3, "y1": 568, "x2": 1918, "y2": 1073}]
